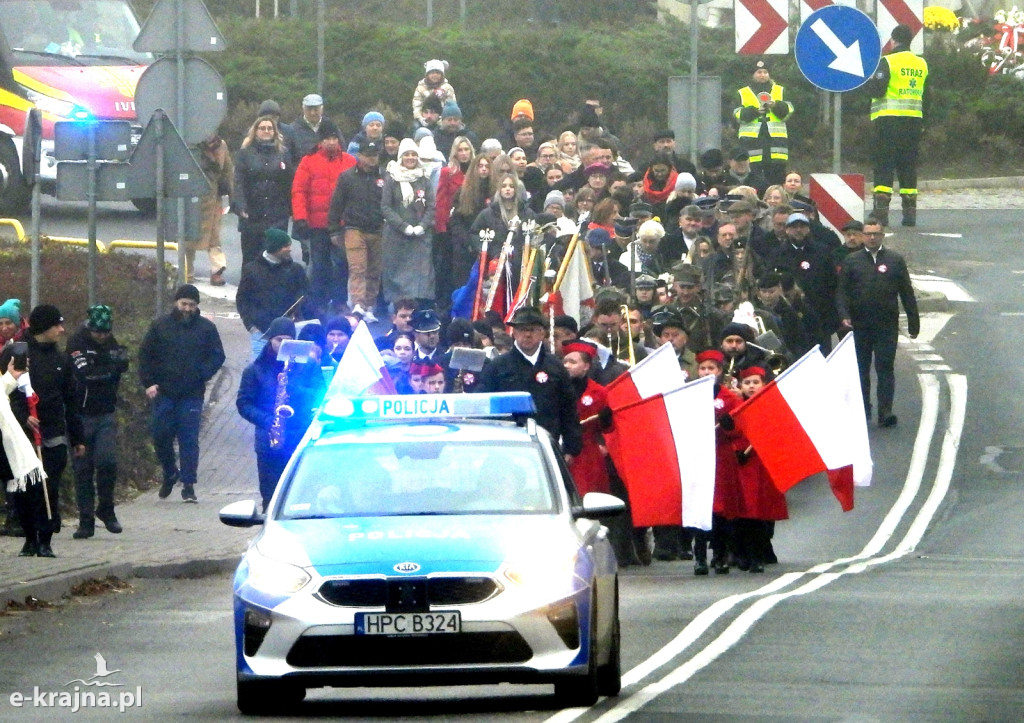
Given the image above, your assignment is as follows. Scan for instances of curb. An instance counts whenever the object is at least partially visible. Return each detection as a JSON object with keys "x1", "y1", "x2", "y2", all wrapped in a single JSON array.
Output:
[
  {"x1": 1, "y1": 556, "x2": 241, "y2": 608},
  {"x1": 918, "y1": 176, "x2": 1024, "y2": 191}
]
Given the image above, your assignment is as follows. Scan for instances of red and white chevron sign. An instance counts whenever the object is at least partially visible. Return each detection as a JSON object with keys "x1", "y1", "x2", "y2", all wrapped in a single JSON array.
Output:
[
  {"x1": 799, "y1": 0, "x2": 856, "y2": 25},
  {"x1": 735, "y1": 0, "x2": 789, "y2": 55},
  {"x1": 809, "y1": 173, "x2": 865, "y2": 233},
  {"x1": 877, "y1": 0, "x2": 924, "y2": 54}
]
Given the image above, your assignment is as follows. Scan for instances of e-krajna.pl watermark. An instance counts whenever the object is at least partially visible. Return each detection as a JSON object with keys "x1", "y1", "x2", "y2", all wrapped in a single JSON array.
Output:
[{"x1": 9, "y1": 687, "x2": 142, "y2": 713}]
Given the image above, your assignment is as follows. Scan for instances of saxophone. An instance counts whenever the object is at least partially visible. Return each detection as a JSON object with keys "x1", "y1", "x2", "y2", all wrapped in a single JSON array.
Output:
[{"x1": 268, "y1": 358, "x2": 295, "y2": 449}]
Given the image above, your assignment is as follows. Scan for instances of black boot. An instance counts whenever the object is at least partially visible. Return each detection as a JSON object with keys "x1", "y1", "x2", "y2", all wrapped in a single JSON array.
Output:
[
  {"x1": 73, "y1": 517, "x2": 95, "y2": 539},
  {"x1": 901, "y1": 194, "x2": 917, "y2": 227},
  {"x1": 873, "y1": 193, "x2": 891, "y2": 227},
  {"x1": 693, "y1": 533, "x2": 709, "y2": 576}
]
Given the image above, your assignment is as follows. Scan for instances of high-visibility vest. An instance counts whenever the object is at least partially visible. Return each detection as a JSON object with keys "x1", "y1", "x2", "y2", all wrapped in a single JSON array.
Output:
[
  {"x1": 735, "y1": 84, "x2": 791, "y2": 161},
  {"x1": 870, "y1": 51, "x2": 928, "y2": 120}
]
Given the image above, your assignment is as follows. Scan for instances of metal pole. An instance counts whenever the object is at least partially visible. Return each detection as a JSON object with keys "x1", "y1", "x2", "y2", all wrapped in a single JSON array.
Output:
[
  {"x1": 155, "y1": 111, "x2": 166, "y2": 317},
  {"x1": 427, "y1": 0, "x2": 433, "y2": 27},
  {"x1": 175, "y1": 0, "x2": 187, "y2": 285},
  {"x1": 86, "y1": 122, "x2": 98, "y2": 307},
  {"x1": 460, "y1": 0, "x2": 466, "y2": 23},
  {"x1": 317, "y1": 0, "x2": 325, "y2": 95},
  {"x1": 832, "y1": 92, "x2": 841, "y2": 173},
  {"x1": 689, "y1": 0, "x2": 699, "y2": 166},
  {"x1": 29, "y1": 171, "x2": 40, "y2": 310},
  {"x1": 289, "y1": 0, "x2": 296, "y2": 16}
]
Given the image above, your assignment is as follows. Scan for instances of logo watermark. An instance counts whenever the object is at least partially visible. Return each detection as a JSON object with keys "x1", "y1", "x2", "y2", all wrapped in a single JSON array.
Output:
[{"x1": 8, "y1": 653, "x2": 142, "y2": 713}]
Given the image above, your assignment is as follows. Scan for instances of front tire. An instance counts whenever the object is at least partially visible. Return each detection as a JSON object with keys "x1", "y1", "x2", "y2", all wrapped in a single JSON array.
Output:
[
  {"x1": 553, "y1": 597, "x2": 600, "y2": 708},
  {"x1": 0, "y1": 138, "x2": 30, "y2": 215},
  {"x1": 596, "y1": 578, "x2": 621, "y2": 697},
  {"x1": 236, "y1": 678, "x2": 305, "y2": 716}
]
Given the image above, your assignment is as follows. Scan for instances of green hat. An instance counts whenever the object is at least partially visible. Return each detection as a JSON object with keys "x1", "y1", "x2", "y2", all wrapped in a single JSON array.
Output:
[
  {"x1": 0, "y1": 298, "x2": 21, "y2": 323},
  {"x1": 86, "y1": 304, "x2": 113, "y2": 332}
]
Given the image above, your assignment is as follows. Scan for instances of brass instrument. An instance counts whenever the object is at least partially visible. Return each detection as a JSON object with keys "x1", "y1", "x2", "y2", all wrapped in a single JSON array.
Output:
[
  {"x1": 268, "y1": 358, "x2": 295, "y2": 449},
  {"x1": 750, "y1": 315, "x2": 790, "y2": 376},
  {"x1": 724, "y1": 354, "x2": 738, "y2": 390},
  {"x1": 620, "y1": 304, "x2": 636, "y2": 366}
]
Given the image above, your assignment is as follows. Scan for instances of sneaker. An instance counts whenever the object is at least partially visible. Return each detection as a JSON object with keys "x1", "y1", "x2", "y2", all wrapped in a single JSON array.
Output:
[
  {"x1": 181, "y1": 485, "x2": 197, "y2": 503},
  {"x1": 158, "y1": 471, "x2": 179, "y2": 499},
  {"x1": 210, "y1": 268, "x2": 226, "y2": 286},
  {"x1": 352, "y1": 304, "x2": 378, "y2": 324}
]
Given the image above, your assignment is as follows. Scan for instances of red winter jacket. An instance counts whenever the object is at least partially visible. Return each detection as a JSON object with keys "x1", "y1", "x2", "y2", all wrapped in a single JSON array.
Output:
[
  {"x1": 434, "y1": 165, "x2": 465, "y2": 233},
  {"x1": 292, "y1": 146, "x2": 357, "y2": 229}
]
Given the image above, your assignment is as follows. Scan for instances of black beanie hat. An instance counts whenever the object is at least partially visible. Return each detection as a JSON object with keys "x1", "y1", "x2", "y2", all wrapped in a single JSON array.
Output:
[
  {"x1": 317, "y1": 118, "x2": 341, "y2": 141},
  {"x1": 325, "y1": 316, "x2": 353, "y2": 337},
  {"x1": 28, "y1": 304, "x2": 63, "y2": 335},
  {"x1": 174, "y1": 284, "x2": 201, "y2": 303},
  {"x1": 265, "y1": 316, "x2": 296, "y2": 340}
]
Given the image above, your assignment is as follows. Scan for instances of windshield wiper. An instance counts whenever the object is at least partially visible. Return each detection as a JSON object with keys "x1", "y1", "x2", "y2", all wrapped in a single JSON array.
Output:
[
  {"x1": 11, "y1": 49, "x2": 83, "y2": 65},
  {"x1": 77, "y1": 52, "x2": 145, "y2": 64}
]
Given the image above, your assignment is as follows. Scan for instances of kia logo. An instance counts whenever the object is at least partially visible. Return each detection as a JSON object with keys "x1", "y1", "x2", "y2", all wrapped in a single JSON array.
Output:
[{"x1": 393, "y1": 562, "x2": 421, "y2": 573}]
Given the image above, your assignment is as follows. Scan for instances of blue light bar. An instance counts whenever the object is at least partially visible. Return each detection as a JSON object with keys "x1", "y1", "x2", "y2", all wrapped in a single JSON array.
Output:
[{"x1": 320, "y1": 393, "x2": 536, "y2": 422}]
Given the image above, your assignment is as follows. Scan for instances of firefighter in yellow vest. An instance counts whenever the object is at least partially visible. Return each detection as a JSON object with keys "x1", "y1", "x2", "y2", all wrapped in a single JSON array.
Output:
[
  {"x1": 868, "y1": 24, "x2": 928, "y2": 227},
  {"x1": 734, "y1": 60, "x2": 793, "y2": 187}
]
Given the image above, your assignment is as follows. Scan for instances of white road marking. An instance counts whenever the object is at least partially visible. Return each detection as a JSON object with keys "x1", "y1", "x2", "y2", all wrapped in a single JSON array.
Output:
[
  {"x1": 918, "y1": 233, "x2": 962, "y2": 238},
  {"x1": 918, "y1": 364, "x2": 952, "y2": 372},
  {"x1": 911, "y1": 354, "x2": 944, "y2": 361},
  {"x1": 999, "y1": 312, "x2": 1024, "y2": 316},
  {"x1": 910, "y1": 275, "x2": 976, "y2": 302},
  {"x1": 546, "y1": 374, "x2": 949, "y2": 723}
]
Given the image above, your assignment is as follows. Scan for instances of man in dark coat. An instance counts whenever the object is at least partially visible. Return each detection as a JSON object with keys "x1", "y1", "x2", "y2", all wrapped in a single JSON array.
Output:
[
  {"x1": 68, "y1": 305, "x2": 129, "y2": 539},
  {"x1": 477, "y1": 307, "x2": 583, "y2": 459},
  {"x1": 0, "y1": 304, "x2": 84, "y2": 557},
  {"x1": 236, "y1": 228, "x2": 309, "y2": 337},
  {"x1": 139, "y1": 285, "x2": 225, "y2": 503},
  {"x1": 586, "y1": 228, "x2": 631, "y2": 290},
  {"x1": 837, "y1": 218, "x2": 919, "y2": 427},
  {"x1": 236, "y1": 317, "x2": 325, "y2": 511}
]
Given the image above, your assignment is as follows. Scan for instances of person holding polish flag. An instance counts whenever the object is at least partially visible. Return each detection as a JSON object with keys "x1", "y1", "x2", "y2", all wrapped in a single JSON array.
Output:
[{"x1": 325, "y1": 321, "x2": 397, "y2": 399}]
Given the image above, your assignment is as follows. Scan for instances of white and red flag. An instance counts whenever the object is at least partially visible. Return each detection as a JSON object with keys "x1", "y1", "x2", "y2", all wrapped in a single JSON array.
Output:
[
  {"x1": 604, "y1": 343, "x2": 686, "y2": 410},
  {"x1": 326, "y1": 321, "x2": 396, "y2": 398},
  {"x1": 604, "y1": 376, "x2": 717, "y2": 530},
  {"x1": 826, "y1": 332, "x2": 873, "y2": 487},
  {"x1": 731, "y1": 346, "x2": 856, "y2": 511},
  {"x1": 552, "y1": 236, "x2": 595, "y2": 326}
]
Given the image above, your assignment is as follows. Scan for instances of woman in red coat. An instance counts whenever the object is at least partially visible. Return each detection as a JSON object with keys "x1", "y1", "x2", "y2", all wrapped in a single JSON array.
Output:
[
  {"x1": 562, "y1": 340, "x2": 610, "y2": 496},
  {"x1": 434, "y1": 136, "x2": 475, "y2": 307},
  {"x1": 732, "y1": 367, "x2": 788, "y2": 573}
]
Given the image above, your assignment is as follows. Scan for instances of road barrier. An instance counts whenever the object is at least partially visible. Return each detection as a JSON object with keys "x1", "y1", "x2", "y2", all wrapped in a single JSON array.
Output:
[{"x1": 0, "y1": 218, "x2": 177, "y2": 253}]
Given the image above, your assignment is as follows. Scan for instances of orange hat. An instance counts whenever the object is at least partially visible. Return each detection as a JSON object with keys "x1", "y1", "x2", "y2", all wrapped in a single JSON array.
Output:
[{"x1": 511, "y1": 99, "x2": 534, "y2": 121}]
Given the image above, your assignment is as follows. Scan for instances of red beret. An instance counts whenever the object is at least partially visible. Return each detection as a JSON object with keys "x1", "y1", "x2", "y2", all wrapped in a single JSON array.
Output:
[
  {"x1": 562, "y1": 340, "x2": 598, "y2": 360},
  {"x1": 695, "y1": 349, "x2": 725, "y2": 366},
  {"x1": 739, "y1": 366, "x2": 766, "y2": 380}
]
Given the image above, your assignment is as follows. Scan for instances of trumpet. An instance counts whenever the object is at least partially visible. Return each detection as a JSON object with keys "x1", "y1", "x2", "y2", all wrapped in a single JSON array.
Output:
[
  {"x1": 750, "y1": 314, "x2": 790, "y2": 376},
  {"x1": 619, "y1": 304, "x2": 636, "y2": 367}
]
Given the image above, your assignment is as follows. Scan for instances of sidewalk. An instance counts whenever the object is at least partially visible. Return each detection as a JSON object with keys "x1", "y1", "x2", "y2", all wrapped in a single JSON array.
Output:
[{"x1": 0, "y1": 287, "x2": 260, "y2": 606}]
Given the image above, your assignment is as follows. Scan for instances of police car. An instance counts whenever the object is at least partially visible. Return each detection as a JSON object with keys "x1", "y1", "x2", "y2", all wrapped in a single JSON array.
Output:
[{"x1": 219, "y1": 392, "x2": 625, "y2": 714}]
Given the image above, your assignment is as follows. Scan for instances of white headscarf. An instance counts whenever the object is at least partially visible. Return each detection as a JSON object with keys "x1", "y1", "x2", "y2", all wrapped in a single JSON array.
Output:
[
  {"x1": 1, "y1": 373, "x2": 46, "y2": 492},
  {"x1": 387, "y1": 138, "x2": 425, "y2": 205}
]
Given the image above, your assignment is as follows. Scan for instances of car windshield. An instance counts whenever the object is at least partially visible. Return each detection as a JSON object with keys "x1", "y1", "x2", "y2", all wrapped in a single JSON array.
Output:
[
  {"x1": 279, "y1": 440, "x2": 558, "y2": 518},
  {"x1": 0, "y1": 0, "x2": 150, "y2": 64}
]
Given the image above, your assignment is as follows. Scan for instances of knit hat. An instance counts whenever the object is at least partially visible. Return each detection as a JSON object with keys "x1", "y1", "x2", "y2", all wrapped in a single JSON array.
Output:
[
  {"x1": 361, "y1": 111, "x2": 385, "y2": 128},
  {"x1": 174, "y1": 284, "x2": 201, "y2": 303},
  {"x1": 674, "y1": 172, "x2": 697, "y2": 192},
  {"x1": 86, "y1": 304, "x2": 113, "y2": 332},
  {"x1": 397, "y1": 138, "x2": 420, "y2": 158},
  {"x1": 653, "y1": 129, "x2": 675, "y2": 142},
  {"x1": 510, "y1": 99, "x2": 534, "y2": 121},
  {"x1": 441, "y1": 100, "x2": 462, "y2": 120},
  {"x1": 423, "y1": 58, "x2": 447, "y2": 75},
  {"x1": 480, "y1": 138, "x2": 502, "y2": 155},
  {"x1": 720, "y1": 322, "x2": 755, "y2": 343},
  {"x1": 264, "y1": 227, "x2": 292, "y2": 253},
  {"x1": 297, "y1": 322, "x2": 325, "y2": 347},
  {"x1": 28, "y1": 304, "x2": 63, "y2": 335},
  {"x1": 586, "y1": 227, "x2": 614, "y2": 248},
  {"x1": 579, "y1": 104, "x2": 601, "y2": 128},
  {"x1": 543, "y1": 190, "x2": 565, "y2": 210},
  {"x1": 553, "y1": 315, "x2": 578, "y2": 333},
  {"x1": 317, "y1": 119, "x2": 341, "y2": 141},
  {"x1": 325, "y1": 316, "x2": 353, "y2": 337},
  {"x1": 257, "y1": 99, "x2": 281, "y2": 116},
  {"x1": 700, "y1": 148, "x2": 724, "y2": 169},
  {"x1": 0, "y1": 298, "x2": 20, "y2": 323},
  {"x1": 413, "y1": 126, "x2": 433, "y2": 143},
  {"x1": 754, "y1": 59, "x2": 768, "y2": 73},
  {"x1": 265, "y1": 316, "x2": 296, "y2": 340}
]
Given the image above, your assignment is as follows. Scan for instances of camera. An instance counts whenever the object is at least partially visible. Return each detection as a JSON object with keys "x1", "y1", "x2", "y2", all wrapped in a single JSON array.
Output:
[{"x1": 11, "y1": 341, "x2": 27, "y2": 371}]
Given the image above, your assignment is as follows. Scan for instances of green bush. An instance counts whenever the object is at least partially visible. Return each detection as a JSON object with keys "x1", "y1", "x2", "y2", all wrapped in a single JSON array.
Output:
[{"x1": 0, "y1": 242, "x2": 168, "y2": 517}]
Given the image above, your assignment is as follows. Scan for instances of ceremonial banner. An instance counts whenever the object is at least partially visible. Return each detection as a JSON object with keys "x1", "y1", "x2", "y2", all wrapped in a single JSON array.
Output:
[
  {"x1": 326, "y1": 321, "x2": 396, "y2": 398},
  {"x1": 604, "y1": 376, "x2": 716, "y2": 530},
  {"x1": 553, "y1": 236, "x2": 595, "y2": 325},
  {"x1": 731, "y1": 346, "x2": 855, "y2": 510},
  {"x1": 826, "y1": 332, "x2": 873, "y2": 488},
  {"x1": 604, "y1": 343, "x2": 685, "y2": 410}
]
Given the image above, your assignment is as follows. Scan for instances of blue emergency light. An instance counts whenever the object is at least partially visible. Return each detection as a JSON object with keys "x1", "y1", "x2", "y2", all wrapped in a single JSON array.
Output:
[{"x1": 320, "y1": 392, "x2": 536, "y2": 422}]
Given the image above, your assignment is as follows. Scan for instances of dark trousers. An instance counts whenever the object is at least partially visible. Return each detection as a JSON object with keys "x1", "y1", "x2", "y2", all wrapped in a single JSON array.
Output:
[
  {"x1": 309, "y1": 228, "x2": 348, "y2": 316},
  {"x1": 73, "y1": 413, "x2": 118, "y2": 522},
  {"x1": 432, "y1": 231, "x2": 454, "y2": 310},
  {"x1": 752, "y1": 159, "x2": 786, "y2": 187},
  {"x1": 150, "y1": 396, "x2": 203, "y2": 487},
  {"x1": 15, "y1": 444, "x2": 67, "y2": 545},
  {"x1": 854, "y1": 323, "x2": 898, "y2": 418},
  {"x1": 256, "y1": 449, "x2": 290, "y2": 507},
  {"x1": 872, "y1": 116, "x2": 923, "y2": 194}
]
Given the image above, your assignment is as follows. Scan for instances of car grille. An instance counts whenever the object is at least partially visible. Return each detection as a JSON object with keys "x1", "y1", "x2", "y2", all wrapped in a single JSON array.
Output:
[
  {"x1": 318, "y1": 576, "x2": 500, "y2": 608},
  {"x1": 286, "y1": 632, "x2": 532, "y2": 667}
]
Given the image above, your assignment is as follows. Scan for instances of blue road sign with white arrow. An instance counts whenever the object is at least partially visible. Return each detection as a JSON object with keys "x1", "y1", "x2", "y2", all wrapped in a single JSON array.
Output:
[{"x1": 795, "y1": 5, "x2": 882, "y2": 92}]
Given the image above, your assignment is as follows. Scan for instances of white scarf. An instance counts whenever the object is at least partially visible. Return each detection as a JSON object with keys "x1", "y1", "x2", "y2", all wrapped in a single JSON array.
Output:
[
  {"x1": 1, "y1": 373, "x2": 46, "y2": 492},
  {"x1": 386, "y1": 160, "x2": 425, "y2": 206}
]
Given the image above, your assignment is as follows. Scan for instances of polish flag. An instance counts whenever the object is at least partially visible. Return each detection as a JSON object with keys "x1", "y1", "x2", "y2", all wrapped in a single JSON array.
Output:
[
  {"x1": 731, "y1": 346, "x2": 856, "y2": 511},
  {"x1": 826, "y1": 333, "x2": 873, "y2": 487},
  {"x1": 604, "y1": 343, "x2": 686, "y2": 410},
  {"x1": 556, "y1": 237, "x2": 595, "y2": 325},
  {"x1": 326, "y1": 321, "x2": 396, "y2": 398},
  {"x1": 604, "y1": 376, "x2": 716, "y2": 530}
]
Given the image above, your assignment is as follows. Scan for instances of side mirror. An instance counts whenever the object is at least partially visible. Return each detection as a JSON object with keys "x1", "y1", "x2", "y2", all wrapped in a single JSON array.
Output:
[
  {"x1": 574, "y1": 492, "x2": 626, "y2": 520},
  {"x1": 219, "y1": 500, "x2": 264, "y2": 528}
]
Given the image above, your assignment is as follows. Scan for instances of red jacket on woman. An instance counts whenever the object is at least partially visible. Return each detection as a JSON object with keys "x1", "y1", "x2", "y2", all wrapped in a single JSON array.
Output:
[
  {"x1": 434, "y1": 165, "x2": 465, "y2": 233},
  {"x1": 291, "y1": 145, "x2": 357, "y2": 229}
]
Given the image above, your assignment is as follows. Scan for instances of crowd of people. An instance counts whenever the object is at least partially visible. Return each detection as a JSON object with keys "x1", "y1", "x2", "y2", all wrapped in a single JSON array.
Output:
[{"x1": 0, "y1": 29, "x2": 925, "y2": 567}]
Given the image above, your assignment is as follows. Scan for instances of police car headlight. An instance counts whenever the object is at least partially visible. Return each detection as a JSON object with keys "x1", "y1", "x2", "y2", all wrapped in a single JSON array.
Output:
[
  {"x1": 502, "y1": 551, "x2": 579, "y2": 594},
  {"x1": 246, "y1": 552, "x2": 311, "y2": 595}
]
